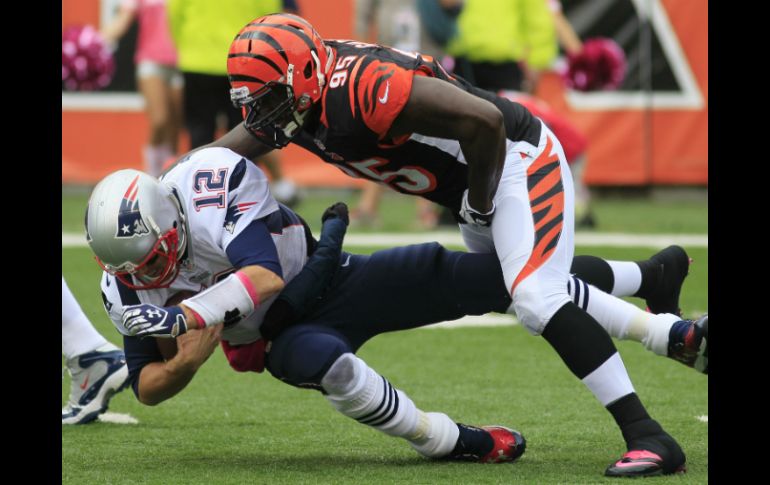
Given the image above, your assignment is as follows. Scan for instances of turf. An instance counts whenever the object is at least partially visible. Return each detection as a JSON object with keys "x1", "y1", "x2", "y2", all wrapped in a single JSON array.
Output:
[{"x1": 62, "y1": 190, "x2": 707, "y2": 484}]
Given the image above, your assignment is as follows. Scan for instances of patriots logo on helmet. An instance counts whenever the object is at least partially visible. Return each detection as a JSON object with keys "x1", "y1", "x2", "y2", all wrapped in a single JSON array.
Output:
[
  {"x1": 224, "y1": 200, "x2": 258, "y2": 234},
  {"x1": 116, "y1": 175, "x2": 150, "y2": 238}
]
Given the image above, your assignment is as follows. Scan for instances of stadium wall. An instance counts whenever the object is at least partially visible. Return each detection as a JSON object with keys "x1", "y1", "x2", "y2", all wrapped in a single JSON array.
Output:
[{"x1": 62, "y1": 0, "x2": 707, "y2": 187}]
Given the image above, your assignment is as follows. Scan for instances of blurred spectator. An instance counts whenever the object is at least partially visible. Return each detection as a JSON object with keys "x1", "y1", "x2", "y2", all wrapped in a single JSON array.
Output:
[
  {"x1": 102, "y1": 0, "x2": 182, "y2": 176},
  {"x1": 447, "y1": 0, "x2": 557, "y2": 93},
  {"x1": 549, "y1": 0, "x2": 582, "y2": 56},
  {"x1": 168, "y1": 0, "x2": 299, "y2": 205},
  {"x1": 351, "y1": 0, "x2": 444, "y2": 229}
]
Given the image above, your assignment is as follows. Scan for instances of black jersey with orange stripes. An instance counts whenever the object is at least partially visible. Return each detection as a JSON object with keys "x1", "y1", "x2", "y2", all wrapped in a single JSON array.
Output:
[{"x1": 290, "y1": 40, "x2": 542, "y2": 215}]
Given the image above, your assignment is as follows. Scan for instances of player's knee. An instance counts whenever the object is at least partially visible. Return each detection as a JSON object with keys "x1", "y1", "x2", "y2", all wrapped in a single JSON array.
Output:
[
  {"x1": 271, "y1": 329, "x2": 351, "y2": 386},
  {"x1": 511, "y1": 278, "x2": 570, "y2": 335},
  {"x1": 320, "y1": 353, "x2": 363, "y2": 395},
  {"x1": 511, "y1": 283, "x2": 546, "y2": 334}
]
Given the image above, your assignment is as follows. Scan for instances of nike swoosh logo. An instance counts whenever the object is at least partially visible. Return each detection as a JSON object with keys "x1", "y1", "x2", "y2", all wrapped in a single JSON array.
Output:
[
  {"x1": 79, "y1": 373, "x2": 90, "y2": 390},
  {"x1": 341, "y1": 255, "x2": 351, "y2": 267},
  {"x1": 613, "y1": 461, "x2": 660, "y2": 469},
  {"x1": 378, "y1": 82, "x2": 390, "y2": 104}
]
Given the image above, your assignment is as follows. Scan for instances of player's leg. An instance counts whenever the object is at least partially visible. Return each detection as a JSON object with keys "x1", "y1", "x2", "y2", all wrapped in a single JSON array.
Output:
[
  {"x1": 571, "y1": 245, "x2": 692, "y2": 315},
  {"x1": 167, "y1": 70, "x2": 184, "y2": 155},
  {"x1": 182, "y1": 72, "x2": 218, "y2": 149},
  {"x1": 62, "y1": 276, "x2": 129, "y2": 424},
  {"x1": 330, "y1": 239, "x2": 706, "y2": 374},
  {"x1": 486, "y1": 127, "x2": 685, "y2": 476},
  {"x1": 266, "y1": 324, "x2": 525, "y2": 462},
  {"x1": 137, "y1": 63, "x2": 174, "y2": 177},
  {"x1": 308, "y1": 242, "x2": 512, "y2": 348},
  {"x1": 567, "y1": 276, "x2": 708, "y2": 373}
]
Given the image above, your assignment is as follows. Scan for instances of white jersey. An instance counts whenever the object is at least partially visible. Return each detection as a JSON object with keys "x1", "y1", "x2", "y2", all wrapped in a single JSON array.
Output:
[{"x1": 101, "y1": 147, "x2": 310, "y2": 344}]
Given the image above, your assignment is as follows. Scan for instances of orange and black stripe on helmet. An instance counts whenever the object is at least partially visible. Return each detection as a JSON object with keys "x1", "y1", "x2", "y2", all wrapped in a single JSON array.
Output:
[{"x1": 228, "y1": 13, "x2": 330, "y2": 106}]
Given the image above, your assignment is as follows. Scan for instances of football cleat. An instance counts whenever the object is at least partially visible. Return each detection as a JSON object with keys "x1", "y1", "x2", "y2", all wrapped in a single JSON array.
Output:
[
  {"x1": 668, "y1": 314, "x2": 708, "y2": 374},
  {"x1": 605, "y1": 430, "x2": 686, "y2": 477},
  {"x1": 447, "y1": 424, "x2": 526, "y2": 463},
  {"x1": 644, "y1": 245, "x2": 690, "y2": 316},
  {"x1": 62, "y1": 344, "x2": 130, "y2": 425}
]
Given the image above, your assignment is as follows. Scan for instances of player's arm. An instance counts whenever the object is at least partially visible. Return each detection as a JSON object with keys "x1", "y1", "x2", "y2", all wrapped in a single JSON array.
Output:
[
  {"x1": 387, "y1": 75, "x2": 506, "y2": 216},
  {"x1": 119, "y1": 289, "x2": 222, "y2": 405},
  {"x1": 205, "y1": 123, "x2": 274, "y2": 160},
  {"x1": 122, "y1": 219, "x2": 285, "y2": 338},
  {"x1": 163, "y1": 124, "x2": 273, "y2": 175},
  {"x1": 100, "y1": 3, "x2": 137, "y2": 45},
  {"x1": 261, "y1": 203, "x2": 349, "y2": 341},
  {"x1": 133, "y1": 326, "x2": 223, "y2": 405},
  {"x1": 177, "y1": 263, "x2": 284, "y2": 332}
]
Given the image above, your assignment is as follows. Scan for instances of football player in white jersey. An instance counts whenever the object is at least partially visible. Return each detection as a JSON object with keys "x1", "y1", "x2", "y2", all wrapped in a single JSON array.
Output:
[{"x1": 89, "y1": 147, "x2": 526, "y2": 463}]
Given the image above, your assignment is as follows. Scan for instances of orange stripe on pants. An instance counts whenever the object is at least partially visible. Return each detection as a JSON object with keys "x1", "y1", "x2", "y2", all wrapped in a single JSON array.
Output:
[{"x1": 511, "y1": 136, "x2": 565, "y2": 294}]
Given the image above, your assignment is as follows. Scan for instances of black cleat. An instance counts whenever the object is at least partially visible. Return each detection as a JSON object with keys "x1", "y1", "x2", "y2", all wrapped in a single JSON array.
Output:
[{"x1": 645, "y1": 245, "x2": 691, "y2": 316}]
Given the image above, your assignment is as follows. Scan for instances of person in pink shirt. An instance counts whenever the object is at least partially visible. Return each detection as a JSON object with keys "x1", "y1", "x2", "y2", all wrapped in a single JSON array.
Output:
[{"x1": 102, "y1": 0, "x2": 183, "y2": 176}]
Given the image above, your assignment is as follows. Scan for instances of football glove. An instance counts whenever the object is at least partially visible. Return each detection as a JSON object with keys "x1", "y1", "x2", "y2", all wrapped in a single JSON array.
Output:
[
  {"x1": 122, "y1": 303, "x2": 188, "y2": 338},
  {"x1": 321, "y1": 202, "x2": 349, "y2": 226},
  {"x1": 459, "y1": 189, "x2": 495, "y2": 227}
]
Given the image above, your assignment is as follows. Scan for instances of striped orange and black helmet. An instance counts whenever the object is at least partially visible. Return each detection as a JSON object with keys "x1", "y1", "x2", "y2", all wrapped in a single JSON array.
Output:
[{"x1": 228, "y1": 13, "x2": 330, "y2": 148}]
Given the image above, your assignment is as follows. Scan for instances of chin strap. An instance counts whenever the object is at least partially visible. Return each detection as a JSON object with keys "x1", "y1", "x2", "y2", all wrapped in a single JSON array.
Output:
[{"x1": 312, "y1": 48, "x2": 327, "y2": 88}]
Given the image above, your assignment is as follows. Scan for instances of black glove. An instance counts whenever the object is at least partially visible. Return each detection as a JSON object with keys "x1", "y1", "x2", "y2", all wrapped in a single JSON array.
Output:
[{"x1": 322, "y1": 202, "x2": 349, "y2": 226}]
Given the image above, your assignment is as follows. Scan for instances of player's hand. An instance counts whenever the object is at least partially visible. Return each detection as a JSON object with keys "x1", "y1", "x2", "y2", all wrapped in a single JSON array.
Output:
[
  {"x1": 459, "y1": 189, "x2": 495, "y2": 227},
  {"x1": 174, "y1": 324, "x2": 223, "y2": 371},
  {"x1": 122, "y1": 303, "x2": 188, "y2": 338},
  {"x1": 321, "y1": 202, "x2": 349, "y2": 226}
]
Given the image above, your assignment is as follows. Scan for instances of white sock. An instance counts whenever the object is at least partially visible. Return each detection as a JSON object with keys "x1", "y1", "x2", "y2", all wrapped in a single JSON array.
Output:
[
  {"x1": 606, "y1": 261, "x2": 642, "y2": 296},
  {"x1": 581, "y1": 353, "x2": 635, "y2": 406},
  {"x1": 321, "y1": 353, "x2": 458, "y2": 458},
  {"x1": 62, "y1": 277, "x2": 108, "y2": 359},
  {"x1": 569, "y1": 276, "x2": 680, "y2": 356},
  {"x1": 143, "y1": 143, "x2": 173, "y2": 177}
]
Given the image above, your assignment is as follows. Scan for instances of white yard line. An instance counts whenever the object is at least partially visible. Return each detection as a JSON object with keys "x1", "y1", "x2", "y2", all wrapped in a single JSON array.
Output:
[
  {"x1": 63, "y1": 231, "x2": 708, "y2": 249},
  {"x1": 63, "y1": 230, "x2": 705, "y2": 330},
  {"x1": 423, "y1": 314, "x2": 518, "y2": 329},
  {"x1": 97, "y1": 412, "x2": 139, "y2": 424}
]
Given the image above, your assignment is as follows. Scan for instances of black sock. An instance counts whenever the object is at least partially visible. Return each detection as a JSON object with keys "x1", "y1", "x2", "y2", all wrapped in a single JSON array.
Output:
[
  {"x1": 570, "y1": 255, "x2": 615, "y2": 294},
  {"x1": 449, "y1": 424, "x2": 493, "y2": 459},
  {"x1": 634, "y1": 258, "x2": 662, "y2": 299},
  {"x1": 607, "y1": 393, "x2": 660, "y2": 442},
  {"x1": 542, "y1": 302, "x2": 617, "y2": 379}
]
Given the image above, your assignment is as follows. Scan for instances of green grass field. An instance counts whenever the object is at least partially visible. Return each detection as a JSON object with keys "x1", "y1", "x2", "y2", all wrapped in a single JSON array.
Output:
[{"x1": 62, "y1": 190, "x2": 707, "y2": 484}]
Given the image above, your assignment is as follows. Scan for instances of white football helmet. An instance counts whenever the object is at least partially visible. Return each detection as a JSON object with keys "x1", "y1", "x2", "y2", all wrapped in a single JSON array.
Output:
[{"x1": 85, "y1": 169, "x2": 186, "y2": 290}]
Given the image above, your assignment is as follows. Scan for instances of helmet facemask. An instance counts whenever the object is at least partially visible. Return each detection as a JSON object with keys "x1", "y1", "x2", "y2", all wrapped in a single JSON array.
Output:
[
  {"x1": 231, "y1": 73, "x2": 313, "y2": 148},
  {"x1": 96, "y1": 222, "x2": 182, "y2": 290}
]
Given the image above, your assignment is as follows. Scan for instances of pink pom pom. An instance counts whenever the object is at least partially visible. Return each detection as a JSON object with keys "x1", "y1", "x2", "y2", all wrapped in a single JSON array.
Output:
[
  {"x1": 62, "y1": 24, "x2": 115, "y2": 91},
  {"x1": 563, "y1": 38, "x2": 626, "y2": 92}
]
